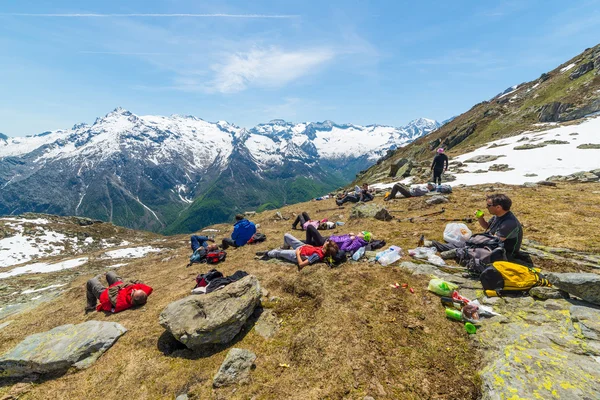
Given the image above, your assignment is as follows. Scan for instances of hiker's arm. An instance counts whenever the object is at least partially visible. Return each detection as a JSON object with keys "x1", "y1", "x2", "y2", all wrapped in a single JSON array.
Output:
[
  {"x1": 478, "y1": 218, "x2": 489, "y2": 230},
  {"x1": 296, "y1": 248, "x2": 310, "y2": 267}
]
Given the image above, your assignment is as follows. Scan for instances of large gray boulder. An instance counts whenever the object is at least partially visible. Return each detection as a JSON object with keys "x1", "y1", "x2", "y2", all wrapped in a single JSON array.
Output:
[
  {"x1": 159, "y1": 275, "x2": 261, "y2": 349},
  {"x1": 212, "y1": 348, "x2": 257, "y2": 388},
  {"x1": 0, "y1": 321, "x2": 126, "y2": 378},
  {"x1": 546, "y1": 272, "x2": 600, "y2": 305}
]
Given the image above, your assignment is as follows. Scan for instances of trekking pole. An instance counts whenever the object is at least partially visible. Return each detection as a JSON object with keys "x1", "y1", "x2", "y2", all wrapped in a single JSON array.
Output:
[
  {"x1": 317, "y1": 207, "x2": 345, "y2": 212},
  {"x1": 418, "y1": 208, "x2": 445, "y2": 218},
  {"x1": 439, "y1": 217, "x2": 474, "y2": 223}
]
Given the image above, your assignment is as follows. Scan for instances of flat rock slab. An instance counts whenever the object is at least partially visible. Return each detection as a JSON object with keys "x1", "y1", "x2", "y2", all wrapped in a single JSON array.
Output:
[
  {"x1": 0, "y1": 321, "x2": 127, "y2": 378},
  {"x1": 350, "y1": 203, "x2": 386, "y2": 219},
  {"x1": 547, "y1": 272, "x2": 600, "y2": 305},
  {"x1": 570, "y1": 305, "x2": 600, "y2": 341},
  {"x1": 159, "y1": 275, "x2": 261, "y2": 349},
  {"x1": 213, "y1": 348, "x2": 256, "y2": 388}
]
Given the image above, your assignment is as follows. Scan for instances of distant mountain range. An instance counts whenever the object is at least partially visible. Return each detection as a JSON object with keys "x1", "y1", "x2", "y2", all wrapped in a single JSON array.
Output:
[{"x1": 0, "y1": 110, "x2": 441, "y2": 233}]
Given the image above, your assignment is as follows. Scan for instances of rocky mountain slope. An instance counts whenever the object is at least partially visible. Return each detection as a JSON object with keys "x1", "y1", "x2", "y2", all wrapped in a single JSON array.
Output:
[
  {"x1": 0, "y1": 110, "x2": 440, "y2": 233},
  {"x1": 357, "y1": 43, "x2": 600, "y2": 185},
  {"x1": 1, "y1": 183, "x2": 599, "y2": 399}
]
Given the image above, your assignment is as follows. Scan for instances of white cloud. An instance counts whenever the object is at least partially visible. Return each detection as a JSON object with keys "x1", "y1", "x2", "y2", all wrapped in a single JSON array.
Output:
[{"x1": 207, "y1": 47, "x2": 335, "y2": 93}]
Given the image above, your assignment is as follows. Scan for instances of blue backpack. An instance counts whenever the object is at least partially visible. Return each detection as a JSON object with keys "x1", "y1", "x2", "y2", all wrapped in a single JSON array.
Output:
[{"x1": 189, "y1": 247, "x2": 207, "y2": 264}]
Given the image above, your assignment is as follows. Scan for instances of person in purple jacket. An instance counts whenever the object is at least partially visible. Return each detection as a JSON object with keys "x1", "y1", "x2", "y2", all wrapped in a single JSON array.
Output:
[{"x1": 304, "y1": 225, "x2": 371, "y2": 254}]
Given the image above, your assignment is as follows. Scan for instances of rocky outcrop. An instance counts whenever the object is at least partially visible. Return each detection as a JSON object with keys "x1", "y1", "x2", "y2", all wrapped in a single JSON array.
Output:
[
  {"x1": 569, "y1": 61, "x2": 594, "y2": 80},
  {"x1": 0, "y1": 321, "x2": 126, "y2": 378},
  {"x1": 577, "y1": 143, "x2": 600, "y2": 149},
  {"x1": 546, "y1": 272, "x2": 600, "y2": 305},
  {"x1": 213, "y1": 348, "x2": 257, "y2": 388},
  {"x1": 514, "y1": 143, "x2": 547, "y2": 150},
  {"x1": 350, "y1": 203, "x2": 388, "y2": 219},
  {"x1": 529, "y1": 286, "x2": 565, "y2": 300},
  {"x1": 425, "y1": 195, "x2": 449, "y2": 205},
  {"x1": 159, "y1": 275, "x2": 261, "y2": 349},
  {"x1": 538, "y1": 102, "x2": 573, "y2": 122},
  {"x1": 547, "y1": 170, "x2": 600, "y2": 183},
  {"x1": 389, "y1": 158, "x2": 413, "y2": 177},
  {"x1": 488, "y1": 164, "x2": 514, "y2": 172}
]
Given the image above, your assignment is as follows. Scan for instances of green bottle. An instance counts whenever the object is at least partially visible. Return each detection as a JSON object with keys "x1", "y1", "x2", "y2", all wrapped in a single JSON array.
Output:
[
  {"x1": 465, "y1": 322, "x2": 477, "y2": 334},
  {"x1": 445, "y1": 308, "x2": 462, "y2": 321},
  {"x1": 475, "y1": 210, "x2": 484, "y2": 218}
]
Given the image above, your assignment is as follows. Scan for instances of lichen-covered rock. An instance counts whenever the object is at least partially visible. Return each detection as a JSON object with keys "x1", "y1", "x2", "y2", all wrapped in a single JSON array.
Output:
[
  {"x1": 0, "y1": 321, "x2": 126, "y2": 378},
  {"x1": 350, "y1": 203, "x2": 387, "y2": 219},
  {"x1": 425, "y1": 195, "x2": 449, "y2": 205},
  {"x1": 159, "y1": 275, "x2": 261, "y2": 349},
  {"x1": 213, "y1": 348, "x2": 256, "y2": 388},
  {"x1": 569, "y1": 61, "x2": 594, "y2": 80},
  {"x1": 529, "y1": 286, "x2": 564, "y2": 300},
  {"x1": 546, "y1": 272, "x2": 600, "y2": 305}
]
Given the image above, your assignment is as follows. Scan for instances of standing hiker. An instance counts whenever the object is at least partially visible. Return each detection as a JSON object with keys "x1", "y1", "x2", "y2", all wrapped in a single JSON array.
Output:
[
  {"x1": 85, "y1": 272, "x2": 152, "y2": 313},
  {"x1": 221, "y1": 214, "x2": 256, "y2": 249},
  {"x1": 431, "y1": 148, "x2": 449, "y2": 185}
]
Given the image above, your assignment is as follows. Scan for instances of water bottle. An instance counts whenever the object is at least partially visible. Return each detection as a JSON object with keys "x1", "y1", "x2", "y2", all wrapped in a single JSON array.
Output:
[
  {"x1": 475, "y1": 210, "x2": 484, "y2": 218},
  {"x1": 336, "y1": 221, "x2": 345, "y2": 226},
  {"x1": 445, "y1": 308, "x2": 462, "y2": 321},
  {"x1": 352, "y1": 246, "x2": 366, "y2": 261}
]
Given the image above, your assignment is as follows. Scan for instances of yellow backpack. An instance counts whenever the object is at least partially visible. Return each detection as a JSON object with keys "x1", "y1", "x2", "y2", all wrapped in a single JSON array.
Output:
[{"x1": 481, "y1": 261, "x2": 551, "y2": 297}]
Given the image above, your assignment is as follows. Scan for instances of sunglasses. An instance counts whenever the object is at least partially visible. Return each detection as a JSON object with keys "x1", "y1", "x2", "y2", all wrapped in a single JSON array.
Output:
[{"x1": 486, "y1": 203, "x2": 495, "y2": 208}]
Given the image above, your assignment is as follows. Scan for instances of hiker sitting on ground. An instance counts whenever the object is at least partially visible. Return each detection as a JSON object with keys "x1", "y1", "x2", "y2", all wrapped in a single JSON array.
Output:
[
  {"x1": 85, "y1": 271, "x2": 153, "y2": 313},
  {"x1": 292, "y1": 212, "x2": 335, "y2": 231},
  {"x1": 359, "y1": 183, "x2": 374, "y2": 202},
  {"x1": 221, "y1": 214, "x2": 256, "y2": 250},
  {"x1": 431, "y1": 148, "x2": 449, "y2": 185},
  {"x1": 190, "y1": 235, "x2": 218, "y2": 252},
  {"x1": 422, "y1": 193, "x2": 523, "y2": 259},
  {"x1": 304, "y1": 224, "x2": 371, "y2": 254},
  {"x1": 257, "y1": 233, "x2": 339, "y2": 270},
  {"x1": 384, "y1": 182, "x2": 435, "y2": 200}
]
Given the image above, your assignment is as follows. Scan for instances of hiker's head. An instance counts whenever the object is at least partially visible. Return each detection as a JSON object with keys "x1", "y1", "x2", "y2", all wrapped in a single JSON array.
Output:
[
  {"x1": 235, "y1": 214, "x2": 244, "y2": 221},
  {"x1": 131, "y1": 290, "x2": 148, "y2": 306},
  {"x1": 437, "y1": 148, "x2": 445, "y2": 154},
  {"x1": 427, "y1": 182, "x2": 436, "y2": 191},
  {"x1": 207, "y1": 244, "x2": 219, "y2": 252},
  {"x1": 362, "y1": 183, "x2": 369, "y2": 189},
  {"x1": 359, "y1": 231, "x2": 372, "y2": 242},
  {"x1": 318, "y1": 221, "x2": 328, "y2": 230},
  {"x1": 486, "y1": 194, "x2": 512, "y2": 214},
  {"x1": 323, "y1": 241, "x2": 339, "y2": 257}
]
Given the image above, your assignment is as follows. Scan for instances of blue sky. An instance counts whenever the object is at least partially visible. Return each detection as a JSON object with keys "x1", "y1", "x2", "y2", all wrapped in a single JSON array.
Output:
[{"x1": 1, "y1": 0, "x2": 600, "y2": 136}]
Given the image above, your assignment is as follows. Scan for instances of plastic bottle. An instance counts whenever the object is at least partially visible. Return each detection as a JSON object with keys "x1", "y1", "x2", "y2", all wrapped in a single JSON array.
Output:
[
  {"x1": 428, "y1": 278, "x2": 458, "y2": 296},
  {"x1": 445, "y1": 308, "x2": 462, "y2": 321},
  {"x1": 352, "y1": 246, "x2": 366, "y2": 261},
  {"x1": 475, "y1": 210, "x2": 484, "y2": 218},
  {"x1": 377, "y1": 246, "x2": 402, "y2": 266},
  {"x1": 336, "y1": 221, "x2": 345, "y2": 226}
]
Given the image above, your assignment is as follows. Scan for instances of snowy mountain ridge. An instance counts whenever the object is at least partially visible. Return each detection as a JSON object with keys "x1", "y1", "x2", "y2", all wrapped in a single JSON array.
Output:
[{"x1": 0, "y1": 108, "x2": 441, "y2": 233}]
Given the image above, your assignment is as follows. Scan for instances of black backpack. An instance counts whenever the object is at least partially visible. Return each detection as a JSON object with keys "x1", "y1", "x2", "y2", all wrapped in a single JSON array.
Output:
[
  {"x1": 247, "y1": 232, "x2": 267, "y2": 244},
  {"x1": 324, "y1": 250, "x2": 348, "y2": 268},
  {"x1": 456, "y1": 233, "x2": 506, "y2": 275}
]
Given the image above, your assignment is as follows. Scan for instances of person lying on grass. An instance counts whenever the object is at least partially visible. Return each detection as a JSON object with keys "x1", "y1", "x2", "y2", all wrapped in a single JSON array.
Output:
[
  {"x1": 256, "y1": 233, "x2": 339, "y2": 270},
  {"x1": 291, "y1": 211, "x2": 335, "y2": 231},
  {"x1": 304, "y1": 225, "x2": 371, "y2": 254},
  {"x1": 85, "y1": 271, "x2": 152, "y2": 314}
]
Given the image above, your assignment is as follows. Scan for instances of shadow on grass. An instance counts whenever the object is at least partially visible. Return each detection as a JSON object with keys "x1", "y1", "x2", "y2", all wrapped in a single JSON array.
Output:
[{"x1": 157, "y1": 307, "x2": 263, "y2": 360}]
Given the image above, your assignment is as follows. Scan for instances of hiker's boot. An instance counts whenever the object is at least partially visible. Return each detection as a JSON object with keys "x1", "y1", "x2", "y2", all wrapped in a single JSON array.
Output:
[
  {"x1": 255, "y1": 251, "x2": 267, "y2": 257},
  {"x1": 258, "y1": 253, "x2": 271, "y2": 261},
  {"x1": 440, "y1": 249, "x2": 458, "y2": 260}
]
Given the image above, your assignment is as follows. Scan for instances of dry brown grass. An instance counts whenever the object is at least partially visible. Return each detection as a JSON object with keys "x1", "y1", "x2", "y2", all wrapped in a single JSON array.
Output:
[{"x1": 1, "y1": 182, "x2": 599, "y2": 399}]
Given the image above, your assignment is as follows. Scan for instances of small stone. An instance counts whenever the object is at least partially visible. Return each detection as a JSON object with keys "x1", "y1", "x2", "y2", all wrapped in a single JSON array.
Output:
[
  {"x1": 213, "y1": 348, "x2": 257, "y2": 388},
  {"x1": 261, "y1": 288, "x2": 269, "y2": 298},
  {"x1": 364, "y1": 397, "x2": 376, "y2": 400},
  {"x1": 175, "y1": 395, "x2": 188, "y2": 400},
  {"x1": 529, "y1": 286, "x2": 564, "y2": 300},
  {"x1": 269, "y1": 296, "x2": 281, "y2": 303},
  {"x1": 254, "y1": 309, "x2": 280, "y2": 339}
]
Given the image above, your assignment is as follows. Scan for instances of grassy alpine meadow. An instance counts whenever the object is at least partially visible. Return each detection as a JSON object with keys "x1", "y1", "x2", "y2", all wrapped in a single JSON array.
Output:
[{"x1": 1, "y1": 182, "x2": 599, "y2": 399}]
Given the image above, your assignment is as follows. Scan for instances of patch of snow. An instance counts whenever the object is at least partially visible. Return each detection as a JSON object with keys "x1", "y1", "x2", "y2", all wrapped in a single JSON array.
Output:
[
  {"x1": 30, "y1": 295, "x2": 42, "y2": 300},
  {"x1": 106, "y1": 263, "x2": 128, "y2": 269},
  {"x1": 102, "y1": 246, "x2": 162, "y2": 259},
  {"x1": 0, "y1": 257, "x2": 89, "y2": 279},
  {"x1": 84, "y1": 237, "x2": 94, "y2": 244},
  {"x1": 560, "y1": 63, "x2": 576, "y2": 73},
  {"x1": 1, "y1": 218, "x2": 51, "y2": 225},
  {"x1": 21, "y1": 283, "x2": 67, "y2": 294},
  {"x1": 0, "y1": 228, "x2": 72, "y2": 268},
  {"x1": 498, "y1": 85, "x2": 519, "y2": 99},
  {"x1": 448, "y1": 115, "x2": 600, "y2": 186}
]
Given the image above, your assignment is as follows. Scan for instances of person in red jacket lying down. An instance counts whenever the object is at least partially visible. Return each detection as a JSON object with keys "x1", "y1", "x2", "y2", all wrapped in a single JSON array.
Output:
[{"x1": 85, "y1": 271, "x2": 153, "y2": 313}]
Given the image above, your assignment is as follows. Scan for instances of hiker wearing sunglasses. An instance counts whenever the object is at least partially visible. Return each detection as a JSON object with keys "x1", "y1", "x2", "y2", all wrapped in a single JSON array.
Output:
[{"x1": 420, "y1": 194, "x2": 522, "y2": 259}]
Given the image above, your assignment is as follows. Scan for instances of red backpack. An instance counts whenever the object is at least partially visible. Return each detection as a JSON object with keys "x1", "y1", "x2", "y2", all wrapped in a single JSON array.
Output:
[{"x1": 206, "y1": 250, "x2": 227, "y2": 264}]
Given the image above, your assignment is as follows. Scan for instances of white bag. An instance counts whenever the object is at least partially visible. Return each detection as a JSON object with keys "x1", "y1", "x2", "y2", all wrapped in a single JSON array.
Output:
[{"x1": 443, "y1": 223, "x2": 472, "y2": 247}]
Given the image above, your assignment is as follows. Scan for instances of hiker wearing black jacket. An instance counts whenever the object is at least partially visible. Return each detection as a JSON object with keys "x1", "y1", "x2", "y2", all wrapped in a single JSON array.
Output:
[{"x1": 431, "y1": 148, "x2": 449, "y2": 185}]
